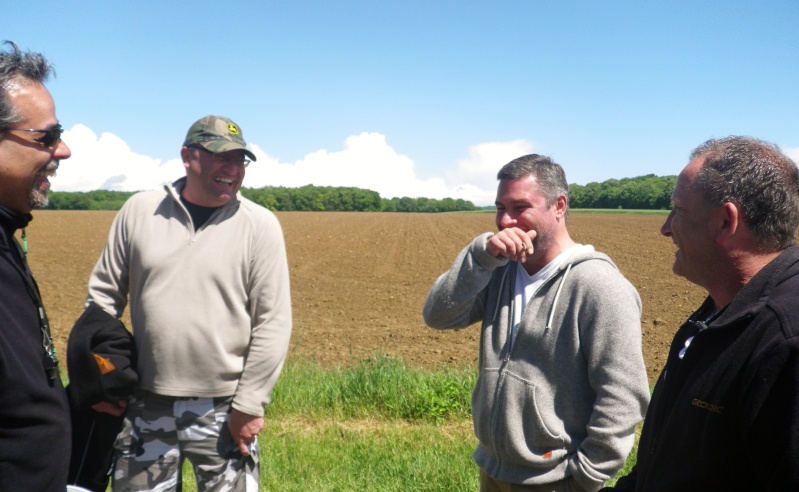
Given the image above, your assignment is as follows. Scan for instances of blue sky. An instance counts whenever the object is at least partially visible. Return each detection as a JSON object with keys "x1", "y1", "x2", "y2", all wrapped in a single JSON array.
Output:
[{"x1": 5, "y1": 1, "x2": 798, "y2": 205}]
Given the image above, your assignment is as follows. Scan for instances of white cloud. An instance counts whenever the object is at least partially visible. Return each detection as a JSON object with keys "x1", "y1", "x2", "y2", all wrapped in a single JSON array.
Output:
[
  {"x1": 449, "y1": 140, "x2": 537, "y2": 205},
  {"x1": 245, "y1": 132, "x2": 510, "y2": 205},
  {"x1": 784, "y1": 146, "x2": 799, "y2": 164},
  {"x1": 245, "y1": 133, "x2": 456, "y2": 201},
  {"x1": 56, "y1": 125, "x2": 534, "y2": 206},
  {"x1": 454, "y1": 140, "x2": 536, "y2": 183},
  {"x1": 58, "y1": 124, "x2": 183, "y2": 192}
]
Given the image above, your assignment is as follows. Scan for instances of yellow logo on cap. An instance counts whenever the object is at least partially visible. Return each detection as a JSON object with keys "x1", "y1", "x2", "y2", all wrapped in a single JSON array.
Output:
[{"x1": 227, "y1": 123, "x2": 240, "y2": 135}]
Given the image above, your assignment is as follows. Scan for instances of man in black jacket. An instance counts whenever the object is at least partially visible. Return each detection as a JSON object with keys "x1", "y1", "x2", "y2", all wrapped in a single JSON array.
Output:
[
  {"x1": 0, "y1": 41, "x2": 72, "y2": 491},
  {"x1": 606, "y1": 136, "x2": 799, "y2": 491}
]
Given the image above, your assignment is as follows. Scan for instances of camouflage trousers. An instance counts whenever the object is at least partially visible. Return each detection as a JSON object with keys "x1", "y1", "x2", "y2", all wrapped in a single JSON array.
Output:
[{"x1": 111, "y1": 391, "x2": 259, "y2": 492}]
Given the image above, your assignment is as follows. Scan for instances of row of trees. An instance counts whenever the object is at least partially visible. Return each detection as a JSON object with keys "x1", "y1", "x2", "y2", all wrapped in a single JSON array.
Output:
[
  {"x1": 45, "y1": 185, "x2": 480, "y2": 213},
  {"x1": 46, "y1": 190, "x2": 137, "y2": 210},
  {"x1": 243, "y1": 186, "x2": 481, "y2": 212},
  {"x1": 45, "y1": 175, "x2": 677, "y2": 212},
  {"x1": 242, "y1": 185, "x2": 384, "y2": 211},
  {"x1": 570, "y1": 174, "x2": 676, "y2": 210},
  {"x1": 382, "y1": 196, "x2": 478, "y2": 213}
]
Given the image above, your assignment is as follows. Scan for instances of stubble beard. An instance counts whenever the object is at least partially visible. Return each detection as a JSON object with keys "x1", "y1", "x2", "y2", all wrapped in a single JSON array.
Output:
[
  {"x1": 28, "y1": 184, "x2": 49, "y2": 209},
  {"x1": 29, "y1": 160, "x2": 59, "y2": 210}
]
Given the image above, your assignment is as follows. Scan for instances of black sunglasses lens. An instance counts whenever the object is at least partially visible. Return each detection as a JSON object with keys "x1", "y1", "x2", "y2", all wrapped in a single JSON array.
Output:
[{"x1": 39, "y1": 125, "x2": 63, "y2": 148}]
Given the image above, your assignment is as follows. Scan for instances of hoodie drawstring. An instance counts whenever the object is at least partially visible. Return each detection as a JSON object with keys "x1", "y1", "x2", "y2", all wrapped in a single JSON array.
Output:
[
  {"x1": 490, "y1": 264, "x2": 511, "y2": 324},
  {"x1": 546, "y1": 263, "x2": 573, "y2": 331}
]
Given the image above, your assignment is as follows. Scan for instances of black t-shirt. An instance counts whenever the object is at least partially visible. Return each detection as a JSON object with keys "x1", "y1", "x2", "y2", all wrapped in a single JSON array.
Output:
[{"x1": 180, "y1": 196, "x2": 220, "y2": 231}]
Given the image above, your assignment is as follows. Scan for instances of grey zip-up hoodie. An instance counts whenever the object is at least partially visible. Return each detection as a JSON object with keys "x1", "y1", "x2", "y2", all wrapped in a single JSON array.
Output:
[{"x1": 423, "y1": 233, "x2": 649, "y2": 491}]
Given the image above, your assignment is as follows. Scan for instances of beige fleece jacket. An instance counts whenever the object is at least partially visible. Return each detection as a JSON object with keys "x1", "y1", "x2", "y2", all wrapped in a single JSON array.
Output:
[{"x1": 86, "y1": 178, "x2": 292, "y2": 416}]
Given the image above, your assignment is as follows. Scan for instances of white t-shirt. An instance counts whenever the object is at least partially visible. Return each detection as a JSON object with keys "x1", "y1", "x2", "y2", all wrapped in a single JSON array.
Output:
[{"x1": 510, "y1": 244, "x2": 593, "y2": 349}]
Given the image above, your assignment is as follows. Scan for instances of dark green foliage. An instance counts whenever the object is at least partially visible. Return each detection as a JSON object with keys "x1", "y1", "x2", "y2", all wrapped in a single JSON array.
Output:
[
  {"x1": 46, "y1": 185, "x2": 480, "y2": 212},
  {"x1": 46, "y1": 175, "x2": 676, "y2": 212},
  {"x1": 46, "y1": 190, "x2": 137, "y2": 210},
  {"x1": 241, "y1": 185, "x2": 384, "y2": 212},
  {"x1": 381, "y1": 196, "x2": 477, "y2": 213},
  {"x1": 241, "y1": 185, "x2": 480, "y2": 213},
  {"x1": 570, "y1": 174, "x2": 677, "y2": 210}
]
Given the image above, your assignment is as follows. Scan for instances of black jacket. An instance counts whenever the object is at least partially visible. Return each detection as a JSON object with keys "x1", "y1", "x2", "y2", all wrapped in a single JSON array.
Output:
[
  {"x1": 67, "y1": 303, "x2": 137, "y2": 492},
  {"x1": 608, "y1": 246, "x2": 799, "y2": 491},
  {"x1": 0, "y1": 206, "x2": 71, "y2": 491}
]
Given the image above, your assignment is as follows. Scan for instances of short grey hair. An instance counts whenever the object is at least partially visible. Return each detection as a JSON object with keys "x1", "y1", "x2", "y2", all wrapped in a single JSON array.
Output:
[
  {"x1": 0, "y1": 41, "x2": 53, "y2": 133},
  {"x1": 691, "y1": 136, "x2": 799, "y2": 250},
  {"x1": 497, "y1": 154, "x2": 570, "y2": 214}
]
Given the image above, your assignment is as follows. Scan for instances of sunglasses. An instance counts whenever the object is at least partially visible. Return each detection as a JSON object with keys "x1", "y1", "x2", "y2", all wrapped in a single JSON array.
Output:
[{"x1": 7, "y1": 124, "x2": 64, "y2": 149}]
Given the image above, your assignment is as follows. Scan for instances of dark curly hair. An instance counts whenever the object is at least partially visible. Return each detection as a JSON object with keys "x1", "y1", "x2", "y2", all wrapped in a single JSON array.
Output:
[{"x1": 0, "y1": 41, "x2": 53, "y2": 133}]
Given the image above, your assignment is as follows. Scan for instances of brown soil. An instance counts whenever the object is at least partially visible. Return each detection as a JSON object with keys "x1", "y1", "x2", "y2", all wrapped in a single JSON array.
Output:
[{"x1": 24, "y1": 211, "x2": 705, "y2": 385}]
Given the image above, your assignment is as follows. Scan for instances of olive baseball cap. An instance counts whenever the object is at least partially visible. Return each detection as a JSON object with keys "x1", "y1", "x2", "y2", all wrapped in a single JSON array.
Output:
[{"x1": 183, "y1": 115, "x2": 257, "y2": 162}]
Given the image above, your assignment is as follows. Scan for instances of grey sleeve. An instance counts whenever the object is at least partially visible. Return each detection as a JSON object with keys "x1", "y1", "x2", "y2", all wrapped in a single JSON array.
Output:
[{"x1": 422, "y1": 232, "x2": 508, "y2": 329}]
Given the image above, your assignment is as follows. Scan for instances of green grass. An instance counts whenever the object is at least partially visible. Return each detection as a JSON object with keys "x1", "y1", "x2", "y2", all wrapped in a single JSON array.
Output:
[
  {"x1": 177, "y1": 419, "x2": 477, "y2": 492},
  {"x1": 259, "y1": 418, "x2": 478, "y2": 491},
  {"x1": 267, "y1": 354, "x2": 475, "y2": 422},
  {"x1": 603, "y1": 423, "x2": 641, "y2": 487},
  {"x1": 171, "y1": 355, "x2": 639, "y2": 490},
  {"x1": 174, "y1": 355, "x2": 477, "y2": 491}
]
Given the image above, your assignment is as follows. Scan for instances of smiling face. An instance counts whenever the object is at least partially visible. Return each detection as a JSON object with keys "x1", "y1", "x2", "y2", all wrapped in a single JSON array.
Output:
[
  {"x1": 660, "y1": 156, "x2": 720, "y2": 287},
  {"x1": 181, "y1": 146, "x2": 246, "y2": 207},
  {"x1": 495, "y1": 175, "x2": 561, "y2": 262},
  {"x1": 0, "y1": 80, "x2": 71, "y2": 213}
]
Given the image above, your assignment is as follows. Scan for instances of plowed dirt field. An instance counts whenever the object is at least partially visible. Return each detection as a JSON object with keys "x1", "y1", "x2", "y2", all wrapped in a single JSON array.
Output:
[{"x1": 23, "y1": 210, "x2": 705, "y2": 384}]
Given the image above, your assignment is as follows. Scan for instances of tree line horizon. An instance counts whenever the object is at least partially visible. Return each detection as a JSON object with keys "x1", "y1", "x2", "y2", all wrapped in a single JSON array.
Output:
[{"x1": 45, "y1": 174, "x2": 677, "y2": 213}]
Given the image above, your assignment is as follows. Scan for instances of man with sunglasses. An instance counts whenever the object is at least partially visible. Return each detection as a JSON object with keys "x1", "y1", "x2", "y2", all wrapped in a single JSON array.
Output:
[
  {"x1": 86, "y1": 115, "x2": 292, "y2": 491},
  {"x1": 0, "y1": 41, "x2": 72, "y2": 491}
]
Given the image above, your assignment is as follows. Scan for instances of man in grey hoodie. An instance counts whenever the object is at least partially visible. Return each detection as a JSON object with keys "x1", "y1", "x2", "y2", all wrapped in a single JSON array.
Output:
[{"x1": 423, "y1": 154, "x2": 649, "y2": 492}]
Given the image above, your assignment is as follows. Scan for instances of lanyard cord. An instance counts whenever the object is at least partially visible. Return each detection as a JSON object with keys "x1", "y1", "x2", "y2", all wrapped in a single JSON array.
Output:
[
  {"x1": 2, "y1": 228, "x2": 58, "y2": 381},
  {"x1": 18, "y1": 228, "x2": 52, "y2": 346}
]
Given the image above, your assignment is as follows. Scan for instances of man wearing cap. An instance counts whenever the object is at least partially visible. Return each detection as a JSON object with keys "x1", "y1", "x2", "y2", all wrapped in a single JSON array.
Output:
[{"x1": 85, "y1": 115, "x2": 292, "y2": 491}]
